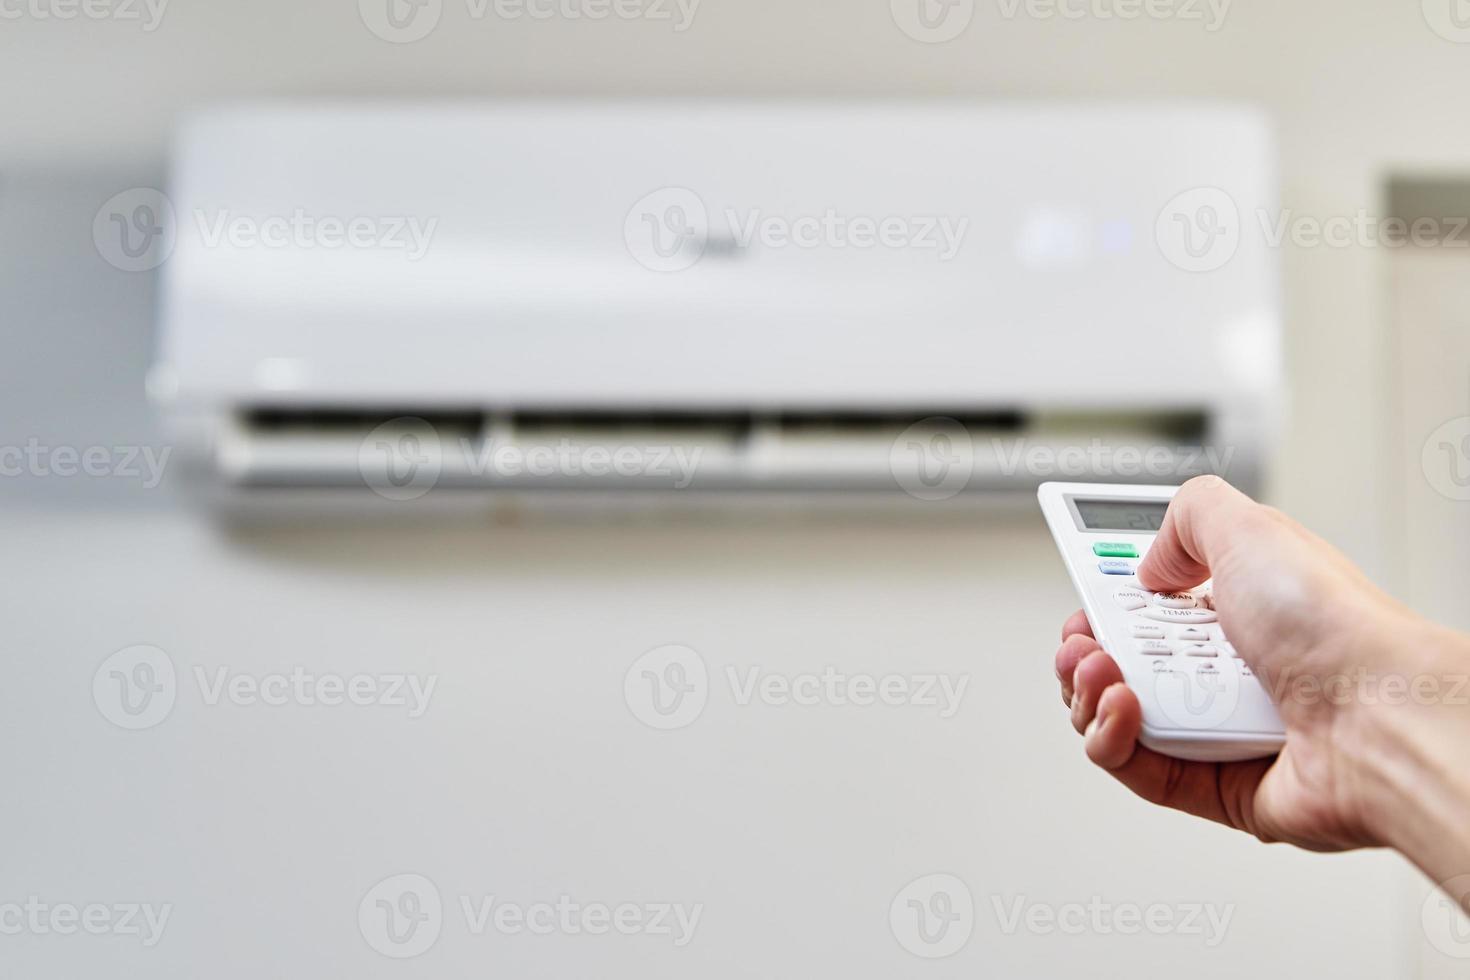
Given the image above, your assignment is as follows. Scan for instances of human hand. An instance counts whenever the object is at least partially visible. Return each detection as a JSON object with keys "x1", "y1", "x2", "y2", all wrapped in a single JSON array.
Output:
[{"x1": 1054, "y1": 476, "x2": 1470, "y2": 880}]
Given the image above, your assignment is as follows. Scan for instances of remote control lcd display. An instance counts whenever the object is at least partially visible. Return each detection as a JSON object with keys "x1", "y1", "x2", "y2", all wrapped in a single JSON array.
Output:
[{"x1": 1074, "y1": 499, "x2": 1169, "y2": 532}]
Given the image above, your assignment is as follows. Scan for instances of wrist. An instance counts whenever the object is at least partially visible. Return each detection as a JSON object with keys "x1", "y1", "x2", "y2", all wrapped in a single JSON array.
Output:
[{"x1": 1349, "y1": 619, "x2": 1470, "y2": 880}]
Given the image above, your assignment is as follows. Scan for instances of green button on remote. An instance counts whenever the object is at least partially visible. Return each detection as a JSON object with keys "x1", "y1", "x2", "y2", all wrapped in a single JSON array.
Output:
[{"x1": 1093, "y1": 542, "x2": 1139, "y2": 558}]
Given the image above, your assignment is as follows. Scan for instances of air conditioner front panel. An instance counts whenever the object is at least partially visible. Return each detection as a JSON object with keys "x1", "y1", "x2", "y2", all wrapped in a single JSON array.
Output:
[{"x1": 158, "y1": 104, "x2": 1278, "y2": 412}]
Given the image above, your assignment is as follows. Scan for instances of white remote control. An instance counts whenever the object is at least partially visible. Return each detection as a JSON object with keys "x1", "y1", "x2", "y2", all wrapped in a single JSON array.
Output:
[{"x1": 1038, "y1": 482, "x2": 1285, "y2": 761}]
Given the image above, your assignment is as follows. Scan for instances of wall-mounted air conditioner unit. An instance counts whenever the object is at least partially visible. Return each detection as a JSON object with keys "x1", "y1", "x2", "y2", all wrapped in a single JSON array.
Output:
[{"x1": 152, "y1": 102, "x2": 1280, "y2": 513}]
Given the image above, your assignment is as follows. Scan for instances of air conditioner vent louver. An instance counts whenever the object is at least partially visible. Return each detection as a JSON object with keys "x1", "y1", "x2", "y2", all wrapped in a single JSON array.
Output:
[{"x1": 213, "y1": 405, "x2": 1217, "y2": 496}]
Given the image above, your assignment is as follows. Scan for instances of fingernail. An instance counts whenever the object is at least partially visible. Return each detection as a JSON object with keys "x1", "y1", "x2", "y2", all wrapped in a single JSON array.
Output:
[
  {"x1": 1084, "y1": 718, "x2": 1099, "y2": 739},
  {"x1": 1096, "y1": 698, "x2": 1112, "y2": 730}
]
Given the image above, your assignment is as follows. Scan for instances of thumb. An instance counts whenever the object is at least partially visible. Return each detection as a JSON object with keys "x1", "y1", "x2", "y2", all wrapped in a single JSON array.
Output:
[{"x1": 1137, "y1": 476, "x2": 1260, "y2": 594}]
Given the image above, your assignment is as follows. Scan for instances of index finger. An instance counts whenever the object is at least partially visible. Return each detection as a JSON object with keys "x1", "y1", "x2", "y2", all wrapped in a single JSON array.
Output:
[{"x1": 1061, "y1": 609, "x2": 1094, "y2": 641}]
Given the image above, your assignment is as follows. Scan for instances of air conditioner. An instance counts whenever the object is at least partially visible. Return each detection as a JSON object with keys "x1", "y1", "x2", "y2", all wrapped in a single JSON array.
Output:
[{"x1": 151, "y1": 102, "x2": 1280, "y2": 514}]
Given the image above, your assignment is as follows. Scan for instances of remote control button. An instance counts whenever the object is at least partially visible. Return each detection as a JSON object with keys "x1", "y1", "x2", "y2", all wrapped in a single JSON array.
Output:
[
  {"x1": 1093, "y1": 542, "x2": 1139, "y2": 558},
  {"x1": 1130, "y1": 624, "x2": 1166, "y2": 639},
  {"x1": 1150, "y1": 592, "x2": 1197, "y2": 609},
  {"x1": 1138, "y1": 607, "x2": 1218, "y2": 624},
  {"x1": 1098, "y1": 560, "x2": 1135, "y2": 576},
  {"x1": 1137, "y1": 640, "x2": 1174, "y2": 657},
  {"x1": 1178, "y1": 627, "x2": 1212, "y2": 643},
  {"x1": 1182, "y1": 644, "x2": 1220, "y2": 657},
  {"x1": 1114, "y1": 589, "x2": 1149, "y2": 610}
]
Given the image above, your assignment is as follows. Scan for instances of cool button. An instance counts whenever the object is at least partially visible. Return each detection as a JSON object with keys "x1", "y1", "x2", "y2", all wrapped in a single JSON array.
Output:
[{"x1": 1098, "y1": 560, "x2": 1136, "y2": 576}]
